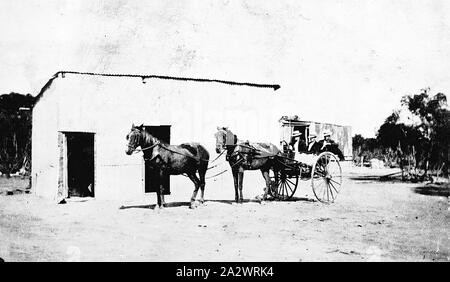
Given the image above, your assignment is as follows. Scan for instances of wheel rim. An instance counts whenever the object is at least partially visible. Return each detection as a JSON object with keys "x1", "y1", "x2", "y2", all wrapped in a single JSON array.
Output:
[
  {"x1": 269, "y1": 169, "x2": 299, "y2": 200},
  {"x1": 311, "y1": 152, "x2": 342, "y2": 204}
]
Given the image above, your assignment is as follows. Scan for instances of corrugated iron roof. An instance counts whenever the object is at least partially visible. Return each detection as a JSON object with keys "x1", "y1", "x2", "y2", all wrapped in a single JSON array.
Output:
[{"x1": 34, "y1": 71, "x2": 281, "y2": 104}]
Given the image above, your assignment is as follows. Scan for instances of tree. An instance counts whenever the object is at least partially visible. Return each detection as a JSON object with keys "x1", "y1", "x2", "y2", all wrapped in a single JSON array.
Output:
[
  {"x1": 352, "y1": 134, "x2": 384, "y2": 166},
  {"x1": 377, "y1": 88, "x2": 449, "y2": 180},
  {"x1": 0, "y1": 93, "x2": 35, "y2": 177},
  {"x1": 401, "y1": 88, "x2": 449, "y2": 177}
]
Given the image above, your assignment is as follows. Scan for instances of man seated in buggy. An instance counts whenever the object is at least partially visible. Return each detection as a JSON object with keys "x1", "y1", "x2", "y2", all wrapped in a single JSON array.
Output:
[
  {"x1": 320, "y1": 130, "x2": 335, "y2": 148},
  {"x1": 291, "y1": 131, "x2": 320, "y2": 165},
  {"x1": 293, "y1": 130, "x2": 345, "y2": 164},
  {"x1": 319, "y1": 130, "x2": 345, "y2": 160},
  {"x1": 289, "y1": 131, "x2": 307, "y2": 153}
]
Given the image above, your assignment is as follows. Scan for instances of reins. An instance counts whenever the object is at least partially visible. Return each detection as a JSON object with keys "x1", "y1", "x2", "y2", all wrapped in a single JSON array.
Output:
[
  {"x1": 129, "y1": 130, "x2": 297, "y2": 181},
  {"x1": 131, "y1": 142, "x2": 160, "y2": 154},
  {"x1": 132, "y1": 139, "x2": 226, "y2": 169}
]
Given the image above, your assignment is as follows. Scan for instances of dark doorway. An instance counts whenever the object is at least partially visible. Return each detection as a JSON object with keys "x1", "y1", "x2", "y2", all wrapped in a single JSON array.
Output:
[
  {"x1": 144, "y1": 125, "x2": 171, "y2": 195},
  {"x1": 66, "y1": 133, "x2": 95, "y2": 197}
]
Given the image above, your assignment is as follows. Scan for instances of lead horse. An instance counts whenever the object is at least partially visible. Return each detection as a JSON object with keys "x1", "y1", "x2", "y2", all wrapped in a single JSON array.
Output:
[
  {"x1": 214, "y1": 127, "x2": 280, "y2": 203},
  {"x1": 126, "y1": 124, "x2": 210, "y2": 209}
]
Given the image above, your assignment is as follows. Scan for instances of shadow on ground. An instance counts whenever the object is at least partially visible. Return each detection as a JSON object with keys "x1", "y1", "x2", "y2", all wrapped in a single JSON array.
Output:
[
  {"x1": 348, "y1": 175, "x2": 405, "y2": 183},
  {"x1": 119, "y1": 196, "x2": 316, "y2": 210},
  {"x1": 413, "y1": 184, "x2": 450, "y2": 197},
  {"x1": 119, "y1": 201, "x2": 191, "y2": 210},
  {"x1": 206, "y1": 196, "x2": 316, "y2": 205}
]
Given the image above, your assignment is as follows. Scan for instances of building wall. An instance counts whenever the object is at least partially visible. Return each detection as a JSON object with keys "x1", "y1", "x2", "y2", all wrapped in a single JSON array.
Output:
[
  {"x1": 31, "y1": 84, "x2": 59, "y2": 199},
  {"x1": 32, "y1": 73, "x2": 280, "y2": 200}
]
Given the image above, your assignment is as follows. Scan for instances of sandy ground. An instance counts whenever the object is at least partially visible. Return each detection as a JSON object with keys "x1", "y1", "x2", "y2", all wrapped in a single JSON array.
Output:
[{"x1": 0, "y1": 167, "x2": 449, "y2": 262}]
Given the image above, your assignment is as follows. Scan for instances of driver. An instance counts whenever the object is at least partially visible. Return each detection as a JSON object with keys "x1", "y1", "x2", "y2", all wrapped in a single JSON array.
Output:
[
  {"x1": 291, "y1": 131, "x2": 307, "y2": 153},
  {"x1": 307, "y1": 131, "x2": 321, "y2": 154},
  {"x1": 320, "y1": 129, "x2": 336, "y2": 150}
]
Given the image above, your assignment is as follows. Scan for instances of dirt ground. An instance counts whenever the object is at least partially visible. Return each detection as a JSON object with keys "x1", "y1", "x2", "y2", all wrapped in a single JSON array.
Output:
[{"x1": 0, "y1": 167, "x2": 449, "y2": 262}]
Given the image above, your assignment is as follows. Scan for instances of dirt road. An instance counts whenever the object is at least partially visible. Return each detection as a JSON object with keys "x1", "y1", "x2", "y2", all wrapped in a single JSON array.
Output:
[{"x1": 0, "y1": 168, "x2": 449, "y2": 261}]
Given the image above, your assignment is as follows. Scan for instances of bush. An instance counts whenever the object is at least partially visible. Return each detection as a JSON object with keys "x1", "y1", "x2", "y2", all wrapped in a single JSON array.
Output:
[{"x1": 0, "y1": 93, "x2": 35, "y2": 177}]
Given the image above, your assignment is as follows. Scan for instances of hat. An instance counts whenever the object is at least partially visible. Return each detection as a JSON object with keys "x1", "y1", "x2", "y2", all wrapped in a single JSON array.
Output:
[
  {"x1": 292, "y1": 131, "x2": 302, "y2": 138},
  {"x1": 309, "y1": 131, "x2": 317, "y2": 138},
  {"x1": 323, "y1": 130, "x2": 332, "y2": 137}
]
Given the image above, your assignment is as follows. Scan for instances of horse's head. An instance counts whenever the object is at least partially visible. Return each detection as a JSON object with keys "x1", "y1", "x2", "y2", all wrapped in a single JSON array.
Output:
[
  {"x1": 214, "y1": 126, "x2": 236, "y2": 153},
  {"x1": 125, "y1": 123, "x2": 144, "y2": 155}
]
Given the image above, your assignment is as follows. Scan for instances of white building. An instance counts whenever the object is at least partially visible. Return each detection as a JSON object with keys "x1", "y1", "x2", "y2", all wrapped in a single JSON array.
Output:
[{"x1": 31, "y1": 71, "x2": 281, "y2": 201}]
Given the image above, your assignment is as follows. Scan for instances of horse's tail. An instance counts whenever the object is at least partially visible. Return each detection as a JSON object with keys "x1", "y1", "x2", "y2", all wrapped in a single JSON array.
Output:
[
  {"x1": 197, "y1": 145, "x2": 209, "y2": 186},
  {"x1": 197, "y1": 144, "x2": 210, "y2": 168}
]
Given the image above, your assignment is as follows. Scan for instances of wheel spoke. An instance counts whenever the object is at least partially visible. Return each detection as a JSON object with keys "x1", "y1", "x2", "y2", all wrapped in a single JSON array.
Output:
[
  {"x1": 321, "y1": 181, "x2": 327, "y2": 200},
  {"x1": 329, "y1": 180, "x2": 339, "y2": 194},
  {"x1": 277, "y1": 181, "x2": 282, "y2": 197},
  {"x1": 313, "y1": 170, "x2": 326, "y2": 177},
  {"x1": 329, "y1": 178, "x2": 341, "y2": 187},
  {"x1": 311, "y1": 153, "x2": 342, "y2": 203},
  {"x1": 328, "y1": 183, "x2": 335, "y2": 202},
  {"x1": 286, "y1": 181, "x2": 294, "y2": 195},
  {"x1": 286, "y1": 178, "x2": 297, "y2": 186}
]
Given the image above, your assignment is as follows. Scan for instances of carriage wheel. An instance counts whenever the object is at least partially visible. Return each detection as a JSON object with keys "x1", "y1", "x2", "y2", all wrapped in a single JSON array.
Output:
[
  {"x1": 311, "y1": 152, "x2": 342, "y2": 204},
  {"x1": 269, "y1": 168, "x2": 299, "y2": 201}
]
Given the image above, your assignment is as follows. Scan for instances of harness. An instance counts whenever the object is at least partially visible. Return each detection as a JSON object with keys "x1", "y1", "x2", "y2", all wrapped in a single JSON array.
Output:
[
  {"x1": 222, "y1": 129, "x2": 272, "y2": 167},
  {"x1": 132, "y1": 139, "x2": 224, "y2": 169}
]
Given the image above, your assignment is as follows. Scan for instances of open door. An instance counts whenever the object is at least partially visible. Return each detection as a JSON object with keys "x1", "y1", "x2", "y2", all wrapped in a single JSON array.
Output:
[
  {"x1": 58, "y1": 132, "x2": 95, "y2": 199},
  {"x1": 144, "y1": 125, "x2": 171, "y2": 195}
]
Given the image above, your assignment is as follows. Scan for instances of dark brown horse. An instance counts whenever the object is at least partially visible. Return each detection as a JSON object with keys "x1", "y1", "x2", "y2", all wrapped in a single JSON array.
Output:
[
  {"x1": 126, "y1": 124, "x2": 210, "y2": 209},
  {"x1": 214, "y1": 127, "x2": 280, "y2": 203}
]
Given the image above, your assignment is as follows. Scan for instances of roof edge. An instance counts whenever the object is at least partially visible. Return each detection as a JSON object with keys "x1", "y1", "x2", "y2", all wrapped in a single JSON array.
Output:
[{"x1": 34, "y1": 71, "x2": 281, "y2": 105}]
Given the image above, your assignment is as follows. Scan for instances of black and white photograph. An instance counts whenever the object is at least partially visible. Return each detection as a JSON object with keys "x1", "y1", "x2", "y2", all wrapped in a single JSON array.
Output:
[{"x1": 0, "y1": 0, "x2": 449, "y2": 266}]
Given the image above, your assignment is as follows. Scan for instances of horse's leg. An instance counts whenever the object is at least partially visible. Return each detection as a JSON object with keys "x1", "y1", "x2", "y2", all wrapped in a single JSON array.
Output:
[
  {"x1": 198, "y1": 165, "x2": 207, "y2": 205},
  {"x1": 159, "y1": 169, "x2": 166, "y2": 208},
  {"x1": 261, "y1": 169, "x2": 272, "y2": 201},
  {"x1": 156, "y1": 187, "x2": 162, "y2": 210},
  {"x1": 187, "y1": 173, "x2": 200, "y2": 209},
  {"x1": 238, "y1": 167, "x2": 244, "y2": 203},
  {"x1": 232, "y1": 168, "x2": 239, "y2": 203}
]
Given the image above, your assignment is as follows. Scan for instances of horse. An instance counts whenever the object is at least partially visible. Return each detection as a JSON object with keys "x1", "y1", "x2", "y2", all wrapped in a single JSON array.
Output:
[
  {"x1": 125, "y1": 124, "x2": 210, "y2": 209},
  {"x1": 214, "y1": 127, "x2": 280, "y2": 203}
]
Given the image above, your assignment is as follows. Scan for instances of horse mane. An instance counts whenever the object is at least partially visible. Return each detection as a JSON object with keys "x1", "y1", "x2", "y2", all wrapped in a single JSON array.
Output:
[
  {"x1": 221, "y1": 128, "x2": 237, "y2": 145},
  {"x1": 141, "y1": 129, "x2": 168, "y2": 146}
]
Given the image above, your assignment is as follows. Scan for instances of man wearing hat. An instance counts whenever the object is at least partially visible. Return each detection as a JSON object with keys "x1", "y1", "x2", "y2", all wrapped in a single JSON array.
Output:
[
  {"x1": 291, "y1": 131, "x2": 307, "y2": 153},
  {"x1": 321, "y1": 129, "x2": 336, "y2": 150},
  {"x1": 319, "y1": 129, "x2": 345, "y2": 160},
  {"x1": 307, "y1": 131, "x2": 321, "y2": 154}
]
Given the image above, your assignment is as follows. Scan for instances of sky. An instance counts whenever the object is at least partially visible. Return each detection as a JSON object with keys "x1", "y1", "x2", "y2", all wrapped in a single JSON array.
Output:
[{"x1": 1, "y1": 0, "x2": 449, "y2": 137}]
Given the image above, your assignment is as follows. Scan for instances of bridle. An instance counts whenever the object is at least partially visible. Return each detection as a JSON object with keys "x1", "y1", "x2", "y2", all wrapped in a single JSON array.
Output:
[
  {"x1": 127, "y1": 129, "x2": 160, "y2": 154},
  {"x1": 131, "y1": 141, "x2": 161, "y2": 154},
  {"x1": 216, "y1": 129, "x2": 236, "y2": 151}
]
